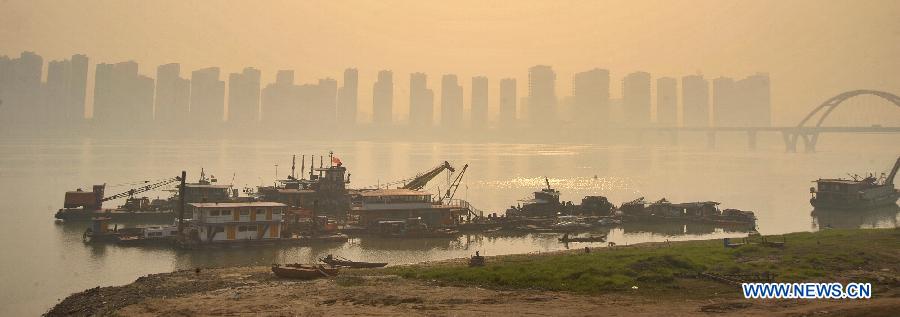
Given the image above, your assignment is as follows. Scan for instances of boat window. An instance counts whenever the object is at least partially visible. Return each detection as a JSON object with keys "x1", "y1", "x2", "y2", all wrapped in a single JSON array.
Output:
[
  {"x1": 240, "y1": 210, "x2": 250, "y2": 216},
  {"x1": 247, "y1": 225, "x2": 257, "y2": 231},
  {"x1": 238, "y1": 226, "x2": 247, "y2": 232},
  {"x1": 214, "y1": 227, "x2": 224, "y2": 233},
  {"x1": 221, "y1": 210, "x2": 232, "y2": 216},
  {"x1": 273, "y1": 208, "x2": 282, "y2": 215},
  {"x1": 149, "y1": 232, "x2": 163, "y2": 237},
  {"x1": 256, "y1": 208, "x2": 265, "y2": 215},
  {"x1": 209, "y1": 210, "x2": 220, "y2": 216}
]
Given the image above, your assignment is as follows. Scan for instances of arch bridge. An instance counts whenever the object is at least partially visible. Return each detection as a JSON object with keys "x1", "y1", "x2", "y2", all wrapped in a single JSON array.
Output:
[{"x1": 650, "y1": 90, "x2": 900, "y2": 152}]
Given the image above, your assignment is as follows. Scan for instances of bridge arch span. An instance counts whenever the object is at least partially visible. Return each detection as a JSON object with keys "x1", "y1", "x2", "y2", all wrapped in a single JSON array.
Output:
[{"x1": 797, "y1": 90, "x2": 900, "y2": 128}]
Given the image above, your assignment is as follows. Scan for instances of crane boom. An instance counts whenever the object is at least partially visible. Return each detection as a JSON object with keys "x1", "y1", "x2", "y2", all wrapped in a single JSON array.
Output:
[
  {"x1": 101, "y1": 177, "x2": 180, "y2": 202},
  {"x1": 401, "y1": 161, "x2": 455, "y2": 191},
  {"x1": 886, "y1": 156, "x2": 900, "y2": 186},
  {"x1": 440, "y1": 164, "x2": 468, "y2": 203}
]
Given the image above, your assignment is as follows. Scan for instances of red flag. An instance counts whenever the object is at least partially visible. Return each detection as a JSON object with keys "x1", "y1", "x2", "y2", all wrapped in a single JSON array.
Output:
[{"x1": 332, "y1": 156, "x2": 342, "y2": 166}]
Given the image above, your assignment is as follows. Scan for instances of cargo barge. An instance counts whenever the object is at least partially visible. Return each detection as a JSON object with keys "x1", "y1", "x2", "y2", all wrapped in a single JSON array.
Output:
[{"x1": 810, "y1": 156, "x2": 900, "y2": 210}]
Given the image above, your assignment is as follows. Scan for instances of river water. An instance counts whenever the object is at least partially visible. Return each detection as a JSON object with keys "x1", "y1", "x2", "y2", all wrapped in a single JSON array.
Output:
[{"x1": 0, "y1": 135, "x2": 897, "y2": 315}]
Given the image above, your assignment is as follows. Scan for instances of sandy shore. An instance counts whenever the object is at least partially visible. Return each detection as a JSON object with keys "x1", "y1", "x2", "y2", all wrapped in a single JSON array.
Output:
[{"x1": 48, "y1": 263, "x2": 899, "y2": 316}]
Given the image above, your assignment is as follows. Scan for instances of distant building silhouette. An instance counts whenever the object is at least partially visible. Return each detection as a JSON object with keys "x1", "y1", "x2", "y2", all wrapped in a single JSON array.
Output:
[
  {"x1": 714, "y1": 74, "x2": 770, "y2": 127},
  {"x1": 528, "y1": 65, "x2": 557, "y2": 126},
  {"x1": 261, "y1": 70, "x2": 299, "y2": 127},
  {"x1": 227, "y1": 67, "x2": 262, "y2": 124},
  {"x1": 0, "y1": 52, "x2": 43, "y2": 126},
  {"x1": 712, "y1": 76, "x2": 736, "y2": 127},
  {"x1": 739, "y1": 73, "x2": 771, "y2": 127},
  {"x1": 623, "y1": 71, "x2": 651, "y2": 126},
  {"x1": 93, "y1": 61, "x2": 154, "y2": 130},
  {"x1": 372, "y1": 70, "x2": 393, "y2": 125},
  {"x1": 440, "y1": 74, "x2": 463, "y2": 128},
  {"x1": 190, "y1": 67, "x2": 226, "y2": 130},
  {"x1": 682, "y1": 75, "x2": 709, "y2": 127},
  {"x1": 45, "y1": 54, "x2": 89, "y2": 127},
  {"x1": 471, "y1": 76, "x2": 489, "y2": 128},
  {"x1": 336, "y1": 68, "x2": 358, "y2": 126},
  {"x1": 409, "y1": 72, "x2": 434, "y2": 127},
  {"x1": 310, "y1": 78, "x2": 338, "y2": 128},
  {"x1": 499, "y1": 78, "x2": 517, "y2": 128},
  {"x1": 573, "y1": 68, "x2": 610, "y2": 128},
  {"x1": 656, "y1": 77, "x2": 677, "y2": 127},
  {"x1": 155, "y1": 63, "x2": 190, "y2": 127}
]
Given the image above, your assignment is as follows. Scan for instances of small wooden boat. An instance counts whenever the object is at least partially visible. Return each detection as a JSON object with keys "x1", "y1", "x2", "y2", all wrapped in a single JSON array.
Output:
[
  {"x1": 558, "y1": 233, "x2": 607, "y2": 243},
  {"x1": 271, "y1": 264, "x2": 339, "y2": 279},
  {"x1": 320, "y1": 254, "x2": 387, "y2": 268}
]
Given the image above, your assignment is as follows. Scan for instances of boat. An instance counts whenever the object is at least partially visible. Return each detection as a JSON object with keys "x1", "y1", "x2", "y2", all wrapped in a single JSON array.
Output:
[
  {"x1": 320, "y1": 254, "x2": 388, "y2": 268},
  {"x1": 271, "y1": 264, "x2": 339, "y2": 279},
  {"x1": 810, "y1": 156, "x2": 900, "y2": 210},
  {"x1": 558, "y1": 233, "x2": 607, "y2": 243},
  {"x1": 56, "y1": 170, "x2": 235, "y2": 222}
]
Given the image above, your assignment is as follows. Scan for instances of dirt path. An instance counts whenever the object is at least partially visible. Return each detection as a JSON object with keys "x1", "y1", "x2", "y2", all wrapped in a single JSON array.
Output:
[{"x1": 49, "y1": 266, "x2": 900, "y2": 316}]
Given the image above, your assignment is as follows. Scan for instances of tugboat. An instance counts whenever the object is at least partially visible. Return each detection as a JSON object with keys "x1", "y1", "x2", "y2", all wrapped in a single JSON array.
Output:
[{"x1": 810, "y1": 156, "x2": 900, "y2": 210}]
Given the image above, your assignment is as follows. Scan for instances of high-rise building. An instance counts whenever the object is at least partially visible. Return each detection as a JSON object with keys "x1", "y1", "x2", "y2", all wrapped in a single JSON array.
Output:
[
  {"x1": 573, "y1": 68, "x2": 610, "y2": 127},
  {"x1": 471, "y1": 76, "x2": 489, "y2": 128},
  {"x1": 313, "y1": 77, "x2": 338, "y2": 128},
  {"x1": 712, "y1": 76, "x2": 736, "y2": 127},
  {"x1": 527, "y1": 65, "x2": 557, "y2": 126},
  {"x1": 227, "y1": 67, "x2": 262, "y2": 124},
  {"x1": 155, "y1": 63, "x2": 190, "y2": 126},
  {"x1": 261, "y1": 70, "x2": 299, "y2": 126},
  {"x1": 656, "y1": 77, "x2": 677, "y2": 127},
  {"x1": 440, "y1": 74, "x2": 463, "y2": 128},
  {"x1": 499, "y1": 78, "x2": 517, "y2": 128},
  {"x1": 623, "y1": 71, "x2": 651, "y2": 126},
  {"x1": 190, "y1": 67, "x2": 226, "y2": 131},
  {"x1": 372, "y1": 70, "x2": 393, "y2": 125},
  {"x1": 44, "y1": 54, "x2": 88, "y2": 127},
  {"x1": 738, "y1": 73, "x2": 771, "y2": 127},
  {"x1": 336, "y1": 68, "x2": 358, "y2": 126},
  {"x1": 682, "y1": 75, "x2": 709, "y2": 127},
  {"x1": 0, "y1": 52, "x2": 43, "y2": 125},
  {"x1": 92, "y1": 61, "x2": 154, "y2": 130},
  {"x1": 409, "y1": 72, "x2": 434, "y2": 127}
]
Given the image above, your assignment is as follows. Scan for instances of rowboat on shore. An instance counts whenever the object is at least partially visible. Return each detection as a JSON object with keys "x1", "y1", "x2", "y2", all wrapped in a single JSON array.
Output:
[
  {"x1": 558, "y1": 233, "x2": 607, "y2": 243},
  {"x1": 271, "y1": 264, "x2": 339, "y2": 279},
  {"x1": 320, "y1": 254, "x2": 388, "y2": 268}
]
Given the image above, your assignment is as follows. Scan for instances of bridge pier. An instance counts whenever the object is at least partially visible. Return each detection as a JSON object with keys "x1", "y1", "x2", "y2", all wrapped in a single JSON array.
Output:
[{"x1": 782, "y1": 131, "x2": 819, "y2": 153}]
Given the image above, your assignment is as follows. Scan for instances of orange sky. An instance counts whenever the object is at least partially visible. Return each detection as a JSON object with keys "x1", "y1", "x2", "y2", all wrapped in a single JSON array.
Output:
[{"x1": 2, "y1": 0, "x2": 899, "y2": 124}]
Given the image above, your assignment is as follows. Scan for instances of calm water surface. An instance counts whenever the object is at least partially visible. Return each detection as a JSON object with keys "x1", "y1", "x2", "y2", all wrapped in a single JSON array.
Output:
[{"x1": 0, "y1": 136, "x2": 897, "y2": 315}]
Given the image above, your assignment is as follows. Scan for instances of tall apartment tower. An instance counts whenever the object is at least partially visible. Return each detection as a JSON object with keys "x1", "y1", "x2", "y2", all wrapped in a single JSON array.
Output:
[
  {"x1": 155, "y1": 63, "x2": 191, "y2": 126},
  {"x1": 227, "y1": 67, "x2": 262, "y2": 124},
  {"x1": 656, "y1": 77, "x2": 678, "y2": 127},
  {"x1": 190, "y1": 67, "x2": 226, "y2": 131},
  {"x1": 440, "y1": 74, "x2": 463, "y2": 128},
  {"x1": 682, "y1": 75, "x2": 710, "y2": 127},
  {"x1": 409, "y1": 72, "x2": 434, "y2": 127},
  {"x1": 527, "y1": 65, "x2": 557, "y2": 126},
  {"x1": 372, "y1": 70, "x2": 393, "y2": 125},
  {"x1": 573, "y1": 68, "x2": 610, "y2": 127},
  {"x1": 499, "y1": 78, "x2": 517, "y2": 127},
  {"x1": 336, "y1": 68, "x2": 358, "y2": 126},
  {"x1": 622, "y1": 71, "x2": 651, "y2": 126},
  {"x1": 712, "y1": 76, "x2": 736, "y2": 127},
  {"x1": 470, "y1": 76, "x2": 489, "y2": 128}
]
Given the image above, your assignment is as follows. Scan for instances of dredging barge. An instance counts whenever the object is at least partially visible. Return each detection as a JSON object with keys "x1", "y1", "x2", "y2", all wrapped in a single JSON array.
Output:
[{"x1": 810, "y1": 156, "x2": 900, "y2": 210}]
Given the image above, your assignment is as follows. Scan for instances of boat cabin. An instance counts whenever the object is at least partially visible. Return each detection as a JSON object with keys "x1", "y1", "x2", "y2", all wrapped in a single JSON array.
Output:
[
  {"x1": 352, "y1": 189, "x2": 458, "y2": 228},
  {"x1": 187, "y1": 202, "x2": 285, "y2": 242}
]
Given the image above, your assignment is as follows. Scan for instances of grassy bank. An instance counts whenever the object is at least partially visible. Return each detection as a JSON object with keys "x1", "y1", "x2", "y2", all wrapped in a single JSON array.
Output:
[{"x1": 388, "y1": 229, "x2": 900, "y2": 295}]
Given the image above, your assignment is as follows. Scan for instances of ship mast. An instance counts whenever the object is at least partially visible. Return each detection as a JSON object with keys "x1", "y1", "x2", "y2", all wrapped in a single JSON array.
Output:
[{"x1": 886, "y1": 156, "x2": 900, "y2": 186}]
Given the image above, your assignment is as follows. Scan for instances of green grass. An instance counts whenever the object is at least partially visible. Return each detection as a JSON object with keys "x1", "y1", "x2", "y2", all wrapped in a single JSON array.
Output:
[{"x1": 386, "y1": 228, "x2": 900, "y2": 294}]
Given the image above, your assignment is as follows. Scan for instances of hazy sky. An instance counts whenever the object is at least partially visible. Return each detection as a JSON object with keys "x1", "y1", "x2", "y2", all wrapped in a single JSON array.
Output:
[{"x1": 2, "y1": 0, "x2": 899, "y2": 124}]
